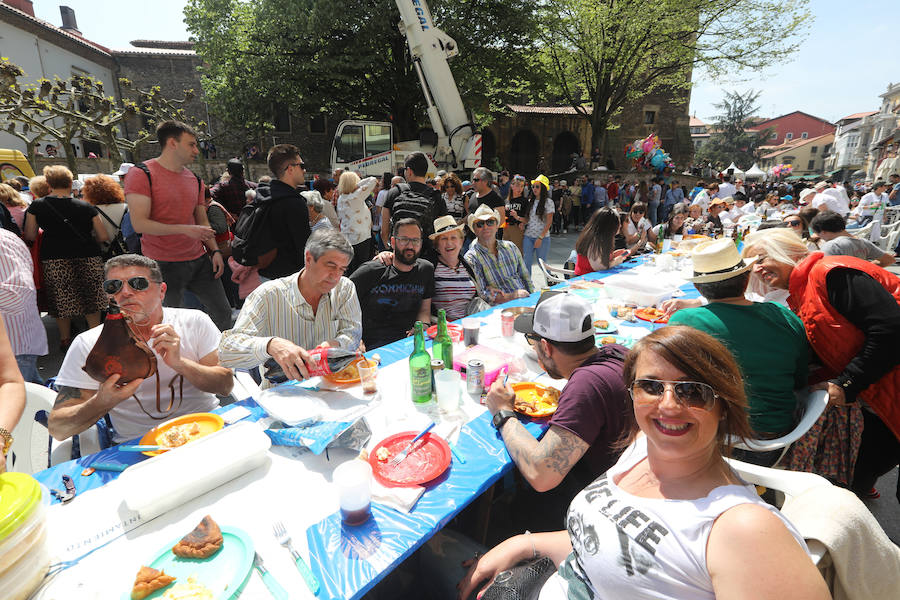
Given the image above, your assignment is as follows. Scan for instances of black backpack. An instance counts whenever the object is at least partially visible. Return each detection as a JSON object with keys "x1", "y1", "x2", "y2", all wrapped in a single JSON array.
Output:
[
  {"x1": 390, "y1": 183, "x2": 440, "y2": 238},
  {"x1": 231, "y1": 187, "x2": 279, "y2": 266},
  {"x1": 97, "y1": 209, "x2": 129, "y2": 260}
]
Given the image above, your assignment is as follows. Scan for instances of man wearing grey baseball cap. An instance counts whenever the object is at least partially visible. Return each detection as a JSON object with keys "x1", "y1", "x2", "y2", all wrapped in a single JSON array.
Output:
[{"x1": 486, "y1": 291, "x2": 628, "y2": 528}]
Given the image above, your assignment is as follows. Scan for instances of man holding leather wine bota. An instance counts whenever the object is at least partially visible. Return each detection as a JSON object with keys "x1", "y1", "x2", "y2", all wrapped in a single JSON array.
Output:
[{"x1": 50, "y1": 254, "x2": 233, "y2": 443}]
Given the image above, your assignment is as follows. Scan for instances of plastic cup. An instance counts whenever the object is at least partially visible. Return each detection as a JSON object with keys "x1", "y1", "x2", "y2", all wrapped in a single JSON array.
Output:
[
  {"x1": 358, "y1": 362, "x2": 378, "y2": 394},
  {"x1": 332, "y1": 459, "x2": 372, "y2": 526},
  {"x1": 462, "y1": 318, "x2": 479, "y2": 346},
  {"x1": 435, "y1": 369, "x2": 461, "y2": 412}
]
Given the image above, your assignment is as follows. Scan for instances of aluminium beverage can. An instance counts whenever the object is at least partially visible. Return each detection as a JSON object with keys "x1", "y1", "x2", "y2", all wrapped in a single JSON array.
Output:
[
  {"x1": 501, "y1": 310, "x2": 515, "y2": 337},
  {"x1": 466, "y1": 359, "x2": 485, "y2": 395}
]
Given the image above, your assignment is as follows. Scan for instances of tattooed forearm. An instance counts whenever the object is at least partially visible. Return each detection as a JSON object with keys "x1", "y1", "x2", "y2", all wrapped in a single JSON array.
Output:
[
  {"x1": 54, "y1": 385, "x2": 83, "y2": 408},
  {"x1": 500, "y1": 420, "x2": 589, "y2": 488}
]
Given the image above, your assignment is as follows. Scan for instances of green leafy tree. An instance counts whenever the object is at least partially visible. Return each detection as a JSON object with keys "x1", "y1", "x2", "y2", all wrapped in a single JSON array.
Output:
[
  {"x1": 694, "y1": 89, "x2": 773, "y2": 167},
  {"x1": 184, "y1": 0, "x2": 550, "y2": 143},
  {"x1": 0, "y1": 58, "x2": 205, "y2": 175},
  {"x1": 541, "y1": 0, "x2": 811, "y2": 154}
]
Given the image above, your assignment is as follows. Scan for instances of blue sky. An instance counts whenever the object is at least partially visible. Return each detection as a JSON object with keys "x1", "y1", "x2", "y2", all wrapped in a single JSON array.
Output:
[{"x1": 32, "y1": 0, "x2": 896, "y2": 124}]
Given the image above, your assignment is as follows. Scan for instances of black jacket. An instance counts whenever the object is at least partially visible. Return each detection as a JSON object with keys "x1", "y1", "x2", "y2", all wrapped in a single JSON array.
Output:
[{"x1": 256, "y1": 179, "x2": 311, "y2": 279}]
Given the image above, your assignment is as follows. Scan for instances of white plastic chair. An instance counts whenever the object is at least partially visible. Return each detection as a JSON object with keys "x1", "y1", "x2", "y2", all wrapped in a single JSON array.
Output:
[
  {"x1": 850, "y1": 222, "x2": 873, "y2": 240},
  {"x1": 730, "y1": 389, "x2": 829, "y2": 467},
  {"x1": 538, "y1": 258, "x2": 575, "y2": 286},
  {"x1": 726, "y1": 457, "x2": 831, "y2": 565},
  {"x1": 881, "y1": 206, "x2": 900, "y2": 227},
  {"x1": 8, "y1": 383, "x2": 55, "y2": 473},
  {"x1": 872, "y1": 221, "x2": 900, "y2": 250}
]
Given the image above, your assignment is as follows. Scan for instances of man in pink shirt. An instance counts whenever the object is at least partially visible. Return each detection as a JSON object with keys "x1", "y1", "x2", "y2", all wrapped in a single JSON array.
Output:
[{"x1": 124, "y1": 121, "x2": 231, "y2": 329}]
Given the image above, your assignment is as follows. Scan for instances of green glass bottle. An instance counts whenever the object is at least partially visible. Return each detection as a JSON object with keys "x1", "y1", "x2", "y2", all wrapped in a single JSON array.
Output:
[
  {"x1": 433, "y1": 309, "x2": 453, "y2": 369},
  {"x1": 409, "y1": 321, "x2": 433, "y2": 403}
]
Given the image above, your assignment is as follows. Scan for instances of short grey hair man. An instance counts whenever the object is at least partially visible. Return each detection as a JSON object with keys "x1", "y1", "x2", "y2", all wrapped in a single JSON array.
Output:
[
  {"x1": 105, "y1": 254, "x2": 163, "y2": 282},
  {"x1": 305, "y1": 228, "x2": 354, "y2": 261},
  {"x1": 472, "y1": 167, "x2": 494, "y2": 185},
  {"x1": 305, "y1": 191, "x2": 326, "y2": 216}
]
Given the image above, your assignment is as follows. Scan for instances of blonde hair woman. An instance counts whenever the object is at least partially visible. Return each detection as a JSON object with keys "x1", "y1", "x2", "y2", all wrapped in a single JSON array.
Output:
[{"x1": 336, "y1": 171, "x2": 377, "y2": 273}]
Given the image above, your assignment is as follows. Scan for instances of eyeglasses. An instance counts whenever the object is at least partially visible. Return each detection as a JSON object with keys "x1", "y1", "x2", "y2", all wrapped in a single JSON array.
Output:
[
  {"x1": 289, "y1": 161, "x2": 306, "y2": 169},
  {"x1": 471, "y1": 177, "x2": 481, "y2": 182},
  {"x1": 629, "y1": 378, "x2": 719, "y2": 411},
  {"x1": 474, "y1": 219, "x2": 498, "y2": 228},
  {"x1": 394, "y1": 236, "x2": 422, "y2": 246},
  {"x1": 785, "y1": 220, "x2": 802, "y2": 227},
  {"x1": 524, "y1": 332, "x2": 541, "y2": 347},
  {"x1": 102, "y1": 276, "x2": 158, "y2": 295}
]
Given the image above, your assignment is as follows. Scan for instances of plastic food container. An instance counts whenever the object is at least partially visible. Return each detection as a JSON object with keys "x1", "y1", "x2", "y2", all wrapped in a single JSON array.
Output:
[
  {"x1": 601, "y1": 273, "x2": 680, "y2": 307},
  {"x1": 0, "y1": 473, "x2": 51, "y2": 600}
]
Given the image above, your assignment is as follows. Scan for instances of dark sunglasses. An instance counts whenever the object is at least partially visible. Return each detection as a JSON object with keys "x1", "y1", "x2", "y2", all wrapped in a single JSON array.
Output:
[
  {"x1": 524, "y1": 332, "x2": 541, "y2": 346},
  {"x1": 629, "y1": 378, "x2": 718, "y2": 411},
  {"x1": 471, "y1": 177, "x2": 481, "y2": 182},
  {"x1": 102, "y1": 276, "x2": 158, "y2": 295},
  {"x1": 474, "y1": 219, "x2": 498, "y2": 228},
  {"x1": 785, "y1": 220, "x2": 802, "y2": 226}
]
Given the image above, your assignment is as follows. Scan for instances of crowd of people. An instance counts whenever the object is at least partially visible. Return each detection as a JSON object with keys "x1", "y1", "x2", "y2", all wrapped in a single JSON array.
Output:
[{"x1": 1, "y1": 119, "x2": 899, "y2": 598}]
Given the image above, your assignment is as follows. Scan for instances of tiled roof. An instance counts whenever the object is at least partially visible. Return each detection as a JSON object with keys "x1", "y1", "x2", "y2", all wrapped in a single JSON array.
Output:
[
  {"x1": 689, "y1": 116, "x2": 706, "y2": 127},
  {"x1": 129, "y1": 40, "x2": 194, "y2": 50},
  {"x1": 506, "y1": 104, "x2": 591, "y2": 115},
  {"x1": 0, "y1": 3, "x2": 111, "y2": 56},
  {"x1": 111, "y1": 47, "x2": 196, "y2": 57},
  {"x1": 839, "y1": 111, "x2": 878, "y2": 121},
  {"x1": 747, "y1": 110, "x2": 834, "y2": 130},
  {"x1": 761, "y1": 132, "x2": 833, "y2": 159}
]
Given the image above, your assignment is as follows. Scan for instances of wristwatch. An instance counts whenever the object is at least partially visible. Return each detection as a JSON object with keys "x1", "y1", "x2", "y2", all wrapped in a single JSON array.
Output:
[
  {"x1": 0, "y1": 427, "x2": 12, "y2": 456},
  {"x1": 492, "y1": 409, "x2": 517, "y2": 430}
]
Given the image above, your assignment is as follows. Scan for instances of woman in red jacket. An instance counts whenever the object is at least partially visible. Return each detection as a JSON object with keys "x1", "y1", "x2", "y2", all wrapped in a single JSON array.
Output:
[{"x1": 743, "y1": 227, "x2": 900, "y2": 501}]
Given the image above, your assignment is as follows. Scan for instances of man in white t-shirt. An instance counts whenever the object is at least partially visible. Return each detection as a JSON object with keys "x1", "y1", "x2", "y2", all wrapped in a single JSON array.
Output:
[
  {"x1": 50, "y1": 255, "x2": 233, "y2": 443},
  {"x1": 857, "y1": 181, "x2": 890, "y2": 222},
  {"x1": 691, "y1": 182, "x2": 718, "y2": 213},
  {"x1": 716, "y1": 176, "x2": 736, "y2": 199},
  {"x1": 811, "y1": 180, "x2": 847, "y2": 215}
]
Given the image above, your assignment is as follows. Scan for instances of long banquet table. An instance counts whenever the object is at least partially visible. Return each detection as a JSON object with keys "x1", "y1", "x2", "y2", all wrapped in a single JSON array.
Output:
[{"x1": 30, "y1": 254, "x2": 699, "y2": 600}]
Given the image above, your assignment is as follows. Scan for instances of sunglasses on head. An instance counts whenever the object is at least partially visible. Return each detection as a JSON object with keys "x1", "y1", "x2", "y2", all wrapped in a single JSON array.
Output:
[
  {"x1": 102, "y1": 276, "x2": 158, "y2": 295},
  {"x1": 629, "y1": 378, "x2": 718, "y2": 411},
  {"x1": 474, "y1": 219, "x2": 498, "y2": 228}
]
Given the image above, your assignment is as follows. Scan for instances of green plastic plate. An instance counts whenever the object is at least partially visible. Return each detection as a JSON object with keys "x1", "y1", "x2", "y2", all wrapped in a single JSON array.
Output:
[{"x1": 121, "y1": 526, "x2": 253, "y2": 600}]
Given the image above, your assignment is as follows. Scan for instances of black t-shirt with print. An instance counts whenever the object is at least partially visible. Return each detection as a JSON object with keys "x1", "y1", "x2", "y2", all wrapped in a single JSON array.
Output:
[{"x1": 350, "y1": 258, "x2": 435, "y2": 349}]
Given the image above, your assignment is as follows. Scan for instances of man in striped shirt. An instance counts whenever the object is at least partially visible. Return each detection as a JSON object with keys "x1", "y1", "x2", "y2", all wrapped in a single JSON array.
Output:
[
  {"x1": 464, "y1": 204, "x2": 534, "y2": 304},
  {"x1": 219, "y1": 229, "x2": 362, "y2": 382},
  {"x1": 0, "y1": 228, "x2": 48, "y2": 383}
]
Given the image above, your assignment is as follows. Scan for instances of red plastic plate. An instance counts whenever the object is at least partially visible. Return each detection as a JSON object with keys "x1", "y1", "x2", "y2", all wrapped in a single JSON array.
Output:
[
  {"x1": 369, "y1": 431, "x2": 452, "y2": 487},
  {"x1": 425, "y1": 323, "x2": 463, "y2": 343}
]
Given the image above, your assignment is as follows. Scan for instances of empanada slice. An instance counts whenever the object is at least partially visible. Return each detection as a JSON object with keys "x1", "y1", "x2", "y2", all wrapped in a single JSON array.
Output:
[
  {"x1": 131, "y1": 565, "x2": 176, "y2": 600},
  {"x1": 171, "y1": 515, "x2": 224, "y2": 559}
]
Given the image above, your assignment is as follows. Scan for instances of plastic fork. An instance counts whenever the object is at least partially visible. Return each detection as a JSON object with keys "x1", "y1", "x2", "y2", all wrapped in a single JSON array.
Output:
[
  {"x1": 272, "y1": 520, "x2": 320, "y2": 595},
  {"x1": 388, "y1": 421, "x2": 436, "y2": 467}
]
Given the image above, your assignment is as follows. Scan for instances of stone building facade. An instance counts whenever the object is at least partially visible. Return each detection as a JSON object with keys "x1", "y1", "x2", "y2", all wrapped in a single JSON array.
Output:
[{"x1": 483, "y1": 92, "x2": 692, "y2": 178}]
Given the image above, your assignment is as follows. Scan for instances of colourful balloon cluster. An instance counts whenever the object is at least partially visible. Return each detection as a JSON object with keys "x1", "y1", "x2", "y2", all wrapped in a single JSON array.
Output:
[
  {"x1": 624, "y1": 133, "x2": 675, "y2": 173},
  {"x1": 772, "y1": 163, "x2": 793, "y2": 177}
]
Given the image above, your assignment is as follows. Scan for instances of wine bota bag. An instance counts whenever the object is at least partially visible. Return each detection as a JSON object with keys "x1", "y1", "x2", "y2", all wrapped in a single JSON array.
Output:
[{"x1": 83, "y1": 300, "x2": 157, "y2": 384}]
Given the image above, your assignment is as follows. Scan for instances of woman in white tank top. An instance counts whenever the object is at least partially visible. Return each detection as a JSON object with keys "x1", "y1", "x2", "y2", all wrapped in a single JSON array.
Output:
[{"x1": 459, "y1": 326, "x2": 830, "y2": 600}]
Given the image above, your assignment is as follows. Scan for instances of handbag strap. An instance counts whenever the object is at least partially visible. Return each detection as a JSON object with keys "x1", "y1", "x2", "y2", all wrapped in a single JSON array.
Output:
[
  {"x1": 97, "y1": 208, "x2": 123, "y2": 231},
  {"x1": 42, "y1": 197, "x2": 91, "y2": 244}
]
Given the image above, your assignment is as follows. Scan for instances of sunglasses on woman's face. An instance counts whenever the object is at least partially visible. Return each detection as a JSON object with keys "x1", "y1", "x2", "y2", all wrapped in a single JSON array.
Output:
[
  {"x1": 785, "y1": 220, "x2": 802, "y2": 227},
  {"x1": 102, "y1": 276, "x2": 158, "y2": 295},
  {"x1": 630, "y1": 378, "x2": 718, "y2": 411}
]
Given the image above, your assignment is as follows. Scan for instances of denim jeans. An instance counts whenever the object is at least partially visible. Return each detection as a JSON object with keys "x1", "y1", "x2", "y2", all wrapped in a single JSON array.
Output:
[
  {"x1": 522, "y1": 235, "x2": 551, "y2": 275},
  {"x1": 647, "y1": 199, "x2": 660, "y2": 226},
  {"x1": 15, "y1": 354, "x2": 42, "y2": 384},
  {"x1": 157, "y1": 255, "x2": 232, "y2": 330}
]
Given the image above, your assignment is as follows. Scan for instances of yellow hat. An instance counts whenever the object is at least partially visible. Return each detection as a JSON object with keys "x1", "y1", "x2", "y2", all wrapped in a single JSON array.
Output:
[{"x1": 531, "y1": 175, "x2": 550, "y2": 190}]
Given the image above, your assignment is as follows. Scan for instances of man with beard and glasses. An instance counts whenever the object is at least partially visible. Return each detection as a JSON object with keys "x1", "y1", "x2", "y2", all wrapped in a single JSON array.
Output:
[
  {"x1": 49, "y1": 254, "x2": 233, "y2": 443},
  {"x1": 351, "y1": 218, "x2": 434, "y2": 349},
  {"x1": 484, "y1": 291, "x2": 629, "y2": 529}
]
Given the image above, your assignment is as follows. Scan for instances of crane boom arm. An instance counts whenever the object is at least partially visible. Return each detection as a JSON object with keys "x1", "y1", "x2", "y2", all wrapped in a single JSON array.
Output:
[{"x1": 394, "y1": 0, "x2": 471, "y2": 139}]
